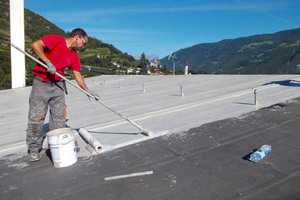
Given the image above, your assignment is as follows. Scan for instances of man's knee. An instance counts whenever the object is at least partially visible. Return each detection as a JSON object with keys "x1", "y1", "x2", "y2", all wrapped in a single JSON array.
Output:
[{"x1": 27, "y1": 120, "x2": 43, "y2": 138}]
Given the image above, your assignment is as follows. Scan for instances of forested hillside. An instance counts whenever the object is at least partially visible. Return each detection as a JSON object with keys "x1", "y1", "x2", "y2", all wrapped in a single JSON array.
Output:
[
  {"x1": 160, "y1": 28, "x2": 300, "y2": 74},
  {"x1": 0, "y1": 0, "x2": 135, "y2": 90},
  {"x1": 0, "y1": 0, "x2": 11, "y2": 89}
]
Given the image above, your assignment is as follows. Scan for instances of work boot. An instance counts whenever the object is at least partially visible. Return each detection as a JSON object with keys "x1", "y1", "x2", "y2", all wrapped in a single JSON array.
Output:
[{"x1": 29, "y1": 151, "x2": 41, "y2": 162}]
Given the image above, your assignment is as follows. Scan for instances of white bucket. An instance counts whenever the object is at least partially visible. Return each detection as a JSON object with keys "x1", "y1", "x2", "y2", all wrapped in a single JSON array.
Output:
[{"x1": 47, "y1": 128, "x2": 77, "y2": 168}]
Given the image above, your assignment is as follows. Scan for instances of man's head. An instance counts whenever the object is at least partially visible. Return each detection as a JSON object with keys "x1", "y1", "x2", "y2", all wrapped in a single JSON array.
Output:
[
  {"x1": 70, "y1": 28, "x2": 87, "y2": 38},
  {"x1": 69, "y1": 28, "x2": 88, "y2": 50}
]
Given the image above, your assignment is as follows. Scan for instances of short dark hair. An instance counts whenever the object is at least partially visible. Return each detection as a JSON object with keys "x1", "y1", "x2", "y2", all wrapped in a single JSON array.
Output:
[{"x1": 69, "y1": 28, "x2": 87, "y2": 37}]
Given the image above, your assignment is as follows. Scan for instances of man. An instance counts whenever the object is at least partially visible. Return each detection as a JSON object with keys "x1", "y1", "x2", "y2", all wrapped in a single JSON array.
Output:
[{"x1": 27, "y1": 28, "x2": 99, "y2": 161}]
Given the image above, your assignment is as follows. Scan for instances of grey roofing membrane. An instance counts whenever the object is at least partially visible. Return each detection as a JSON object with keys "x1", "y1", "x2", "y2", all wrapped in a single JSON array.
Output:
[
  {"x1": 1, "y1": 96, "x2": 300, "y2": 199},
  {"x1": 1, "y1": 75, "x2": 300, "y2": 159}
]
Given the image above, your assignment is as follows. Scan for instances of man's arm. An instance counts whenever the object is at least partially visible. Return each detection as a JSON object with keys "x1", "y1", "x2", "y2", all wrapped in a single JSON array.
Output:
[
  {"x1": 73, "y1": 70, "x2": 87, "y2": 90},
  {"x1": 31, "y1": 39, "x2": 56, "y2": 74},
  {"x1": 31, "y1": 40, "x2": 48, "y2": 62},
  {"x1": 73, "y1": 70, "x2": 100, "y2": 100}
]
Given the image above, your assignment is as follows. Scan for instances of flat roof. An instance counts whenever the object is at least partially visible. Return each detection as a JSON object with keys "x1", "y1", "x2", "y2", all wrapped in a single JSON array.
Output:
[{"x1": 0, "y1": 75, "x2": 300, "y2": 199}]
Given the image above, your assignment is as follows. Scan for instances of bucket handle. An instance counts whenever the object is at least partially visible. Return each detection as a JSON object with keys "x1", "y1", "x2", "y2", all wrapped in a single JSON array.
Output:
[{"x1": 62, "y1": 135, "x2": 70, "y2": 145}]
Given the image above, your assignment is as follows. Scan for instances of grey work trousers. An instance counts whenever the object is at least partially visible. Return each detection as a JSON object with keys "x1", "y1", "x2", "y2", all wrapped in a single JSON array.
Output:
[{"x1": 26, "y1": 77, "x2": 66, "y2": 153}]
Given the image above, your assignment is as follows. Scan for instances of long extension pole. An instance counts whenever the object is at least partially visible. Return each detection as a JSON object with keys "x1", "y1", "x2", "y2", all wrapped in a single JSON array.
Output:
[{"x1": 11, "y1": 43, "x2": 153, "y2": 136}]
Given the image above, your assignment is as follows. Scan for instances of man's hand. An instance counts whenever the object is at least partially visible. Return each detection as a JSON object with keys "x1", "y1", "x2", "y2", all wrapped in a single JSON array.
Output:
[
  {"x1": 45, "y1": 60, "x2": 56, "y2": 74},
  {"x1": 84, "y1": 88, "x2": 100, "y2": 100}
]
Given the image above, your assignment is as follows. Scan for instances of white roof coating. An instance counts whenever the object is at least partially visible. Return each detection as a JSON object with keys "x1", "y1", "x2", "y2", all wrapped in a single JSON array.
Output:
[{"x1": 1, "y1": 74, "x2": 300, "y2": 158}]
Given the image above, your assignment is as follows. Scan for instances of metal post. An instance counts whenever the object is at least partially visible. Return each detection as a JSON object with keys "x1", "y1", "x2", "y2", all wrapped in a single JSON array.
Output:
[
  {"x1": 253, "y1": 88, "x2": 257, "y2": 105},
  {"x1": 173, "y1": 61, "x2": 175, "y2": 75},
  {"x1": 180, "y1": 85, "x2": 184, "y2": 97},
  {"x1": 142, "y1": 83, "x2": 145, "y2": 93}
]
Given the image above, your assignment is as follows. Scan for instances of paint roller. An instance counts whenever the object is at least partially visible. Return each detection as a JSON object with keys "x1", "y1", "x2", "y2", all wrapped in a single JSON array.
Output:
[
  {"x1": 78, "y1": 128, "x2": 102, "y2": 153},
  {"x1": 11, "y1": 43, "x2": 153, "y2": 136}
]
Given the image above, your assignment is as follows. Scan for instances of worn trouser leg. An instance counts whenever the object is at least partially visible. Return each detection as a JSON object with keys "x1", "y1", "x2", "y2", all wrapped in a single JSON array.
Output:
[
  {"x1": 49, "y1": 82, "x2": 66, "y2": 131},
  {"x1": 26, "y1": 79, "x2": 66, "y2": 153},
  {"x1": 27, "y1": 79, "x2": 49, "y2": 153}
]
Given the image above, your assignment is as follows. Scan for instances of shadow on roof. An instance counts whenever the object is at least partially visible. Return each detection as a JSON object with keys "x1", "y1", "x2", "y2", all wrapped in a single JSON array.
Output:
[{"x1": 262, "y1": 80, "x2": 300, "y2": 87}]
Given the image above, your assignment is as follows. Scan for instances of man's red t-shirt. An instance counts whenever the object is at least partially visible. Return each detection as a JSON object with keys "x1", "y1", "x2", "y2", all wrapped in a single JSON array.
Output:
[{"x1": 33, "y1": 34, "x2": 81, "y2": 82}]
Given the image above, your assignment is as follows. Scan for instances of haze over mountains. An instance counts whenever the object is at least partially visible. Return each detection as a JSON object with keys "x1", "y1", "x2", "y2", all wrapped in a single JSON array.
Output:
[{"x1": 134, "y1": 54, "x2": 159, "y2": 61}]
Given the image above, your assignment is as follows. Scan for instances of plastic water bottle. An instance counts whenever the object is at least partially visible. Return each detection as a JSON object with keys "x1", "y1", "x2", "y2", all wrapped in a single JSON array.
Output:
[{"x1": 250, "y1": 145, "x2": 271, "y2": 163}]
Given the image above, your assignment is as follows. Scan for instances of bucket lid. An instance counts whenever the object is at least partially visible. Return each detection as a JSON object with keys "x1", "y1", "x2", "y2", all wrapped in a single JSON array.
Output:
[
  {"x1": 47, "y1": 128, "x2": 75, "y2": 145},
  {"x1": 47, "y1": 128, "x2": 74, "y2": 137}
]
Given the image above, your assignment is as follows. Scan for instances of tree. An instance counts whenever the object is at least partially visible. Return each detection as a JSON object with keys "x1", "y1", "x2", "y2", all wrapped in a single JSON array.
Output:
[
  {"x1": 162, "y1": 64, "x2": 169, "y2": 74},
  {"x1": 139, "y1": 52, "x2": 148, "y2": 75},
  {"x1": 122, "y1": 60, "x2": 130, "y2": 67}
]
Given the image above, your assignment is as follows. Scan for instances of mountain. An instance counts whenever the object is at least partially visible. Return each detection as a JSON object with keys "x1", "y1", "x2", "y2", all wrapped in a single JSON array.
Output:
[
  {"x1": 0, "y1": 0, "x2": 135, "y2": 90},
  {"x1": 160, "y1": 28, "x2": 300, "y2": 74}
]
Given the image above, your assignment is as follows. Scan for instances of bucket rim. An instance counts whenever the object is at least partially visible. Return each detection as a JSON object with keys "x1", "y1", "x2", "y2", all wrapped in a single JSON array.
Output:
[{"x1": 47, "y1": 128, "x2": 74, "y2": 137}]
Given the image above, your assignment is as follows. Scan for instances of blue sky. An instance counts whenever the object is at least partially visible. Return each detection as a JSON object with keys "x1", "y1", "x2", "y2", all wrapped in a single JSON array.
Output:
[{"x1": 24, "y1": 0, "x2": 300, "y2": 59}]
